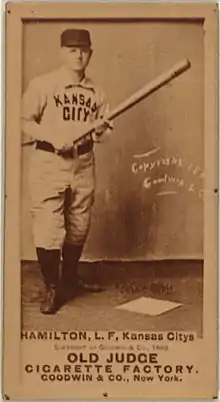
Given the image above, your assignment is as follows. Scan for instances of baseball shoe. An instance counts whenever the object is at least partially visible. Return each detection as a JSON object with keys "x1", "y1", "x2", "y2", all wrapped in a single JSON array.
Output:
[{"x1": 40, "y1": 285, "x2": 60, "y2": 315}]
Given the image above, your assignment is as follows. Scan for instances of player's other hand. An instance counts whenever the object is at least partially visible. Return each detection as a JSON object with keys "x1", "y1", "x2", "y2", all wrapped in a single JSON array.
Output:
[
  {"x1": 47, "y1": 124, "x2": 74, "y2": 151},
  {"x1": 52, "y1": 137, "x2": 73, "y2": 152},
  {"x1": 92, "y1": 118, "x2": 113, "y2": 142}
]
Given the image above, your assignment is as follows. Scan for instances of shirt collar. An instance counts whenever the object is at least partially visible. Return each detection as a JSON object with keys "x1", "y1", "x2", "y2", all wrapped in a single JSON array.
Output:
[{"x1": 59, "y1": 66, "x2": 95, "y2": 92}]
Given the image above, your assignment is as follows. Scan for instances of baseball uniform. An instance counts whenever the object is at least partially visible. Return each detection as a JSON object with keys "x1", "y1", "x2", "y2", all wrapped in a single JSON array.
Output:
[
  {"x1": 22, "y1": 66, "x2": 110, "y2": 250},
  {"x1": 21, "y1": 28, "x2": 111, "y2": 314}
]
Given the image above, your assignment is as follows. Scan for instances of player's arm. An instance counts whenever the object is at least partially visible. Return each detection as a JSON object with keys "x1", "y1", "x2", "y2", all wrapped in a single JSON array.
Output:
[
  {"x1": 92, "y1": 92, "x2": 113, "y2": 142},
  {"x1": 21, "y1": 77, "x2": 47, "y2": 143}
]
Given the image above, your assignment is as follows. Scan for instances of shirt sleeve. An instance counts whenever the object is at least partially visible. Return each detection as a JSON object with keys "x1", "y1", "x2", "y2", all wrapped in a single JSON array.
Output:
[
  {"x1": 97, "y1": 89, "x2": 111, "y2": 118},
  {"x1": 97, "y1": 90, "x2": 114, "y2": 133},
  {"x1": 21, "y1": 77, "x2": 47, "y2": 123}
]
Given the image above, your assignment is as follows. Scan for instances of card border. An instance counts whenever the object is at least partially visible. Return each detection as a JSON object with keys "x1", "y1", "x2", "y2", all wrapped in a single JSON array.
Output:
[{"x1": 3, "y1": 2, "x2": 218, "y2": 399}]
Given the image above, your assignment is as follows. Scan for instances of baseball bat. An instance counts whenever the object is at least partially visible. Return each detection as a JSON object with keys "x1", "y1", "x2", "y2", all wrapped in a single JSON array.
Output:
[
  {"x1": 73, "y1": 58, "x2": 191, "y2": 144},
  {"x1": 22, "y1": 58, "x2": 191, "y2": 146}
]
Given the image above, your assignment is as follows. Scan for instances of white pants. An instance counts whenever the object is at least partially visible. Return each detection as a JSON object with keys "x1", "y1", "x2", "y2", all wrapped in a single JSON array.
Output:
[{"x1": 28, "y1": 148, "x2": 95, "y2": 250}]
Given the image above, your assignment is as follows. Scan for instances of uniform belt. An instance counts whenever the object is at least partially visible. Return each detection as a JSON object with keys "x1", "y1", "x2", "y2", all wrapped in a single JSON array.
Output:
[{"x1": 35, "y1": 140, "x2": 93, "y2": 158}]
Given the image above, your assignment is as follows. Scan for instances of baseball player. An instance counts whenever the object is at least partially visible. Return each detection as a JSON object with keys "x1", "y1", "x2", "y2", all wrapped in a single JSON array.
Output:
[{"x1": 21, "y1": 29, "x2": 112, "y2": 314}]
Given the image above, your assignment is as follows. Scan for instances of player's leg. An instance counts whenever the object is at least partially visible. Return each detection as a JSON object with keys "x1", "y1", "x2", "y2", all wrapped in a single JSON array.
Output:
[
  {"x1": 35, "y1": 247, "x2": 61, "y2": 314},
  {"x1": 29, "y1": 186, "x2": 67, "y2": 313},
  {"x1": 62, "y1": 187, "x2": 93, "y2": 291},
  {"x1": 62, "y1": 152, "x2": 101, "y2": 295},
  {"x1": 28, "y1": 152, "x2": 67, "y2": 314}
]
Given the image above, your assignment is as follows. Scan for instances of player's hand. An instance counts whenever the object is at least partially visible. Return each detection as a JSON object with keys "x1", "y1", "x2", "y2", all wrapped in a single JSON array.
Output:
[
  {"x1": 46, "y1": 124, "x2": 74, "y2": 151},
  {"x1": 51, "y1": 137, "x2": 73, "y2": 152},
  {"x1": 92, "y1": 118, "x2": 113, "y2": 142},
  {"x1": 50, "y1": 122, "x2": 92, "y2": 147}
]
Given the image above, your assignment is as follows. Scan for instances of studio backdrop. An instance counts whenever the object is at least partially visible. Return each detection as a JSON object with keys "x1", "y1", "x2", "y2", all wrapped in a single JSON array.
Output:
[{"x1": 21, "y1": 20, "x2": 204, "y2": 261}]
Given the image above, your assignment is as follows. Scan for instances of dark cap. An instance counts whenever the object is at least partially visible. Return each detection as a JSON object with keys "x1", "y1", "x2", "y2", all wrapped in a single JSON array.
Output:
[{"x1": 61, "y1": 29, "x2": 92, "y2": 47}]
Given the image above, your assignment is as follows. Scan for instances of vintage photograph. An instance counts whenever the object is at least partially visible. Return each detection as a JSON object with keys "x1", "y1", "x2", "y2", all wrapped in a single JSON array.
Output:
[
  {"x1": 4, "y1": 3, "x2": 218, "y2": 400},
  {"x1": 21, "y1": 19, "x2": 204, "y2": 334}
]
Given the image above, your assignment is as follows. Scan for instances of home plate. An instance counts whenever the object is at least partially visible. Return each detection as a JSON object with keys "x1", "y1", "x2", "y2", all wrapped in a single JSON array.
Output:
[{"x1": 115, "y1": 297, "x2": 182, "y2": 316}]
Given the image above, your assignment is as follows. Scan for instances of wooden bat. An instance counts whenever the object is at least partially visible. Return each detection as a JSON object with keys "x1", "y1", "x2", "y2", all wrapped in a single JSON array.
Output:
[
  {"x1": 73, "y1": 58, "x2": 191, "y2": 144},
  {"x1": 22, "y1": 58, "x2": 191, "y2": 146}
]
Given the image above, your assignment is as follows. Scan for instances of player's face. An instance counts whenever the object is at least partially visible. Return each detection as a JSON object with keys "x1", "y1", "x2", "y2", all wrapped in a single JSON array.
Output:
[{"x1": 61, "y1": 46, "x2": 92, "y2": 72}]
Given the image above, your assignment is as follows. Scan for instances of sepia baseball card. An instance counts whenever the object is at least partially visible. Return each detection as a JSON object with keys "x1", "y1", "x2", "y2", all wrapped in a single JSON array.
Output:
[{"x1": 3, "y1": 1, "x2": 219, "y2": 399}]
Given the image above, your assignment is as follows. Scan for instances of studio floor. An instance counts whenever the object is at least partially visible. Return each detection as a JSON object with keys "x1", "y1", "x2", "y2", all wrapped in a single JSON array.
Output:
[{"x1": 21, "y1": 260, "x2": 203, "y2": 337}]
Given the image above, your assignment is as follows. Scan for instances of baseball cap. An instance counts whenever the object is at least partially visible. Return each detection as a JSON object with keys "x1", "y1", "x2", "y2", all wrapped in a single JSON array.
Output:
[{"x1": 61, "y1": 29, "x2": 92, "y2": 47}]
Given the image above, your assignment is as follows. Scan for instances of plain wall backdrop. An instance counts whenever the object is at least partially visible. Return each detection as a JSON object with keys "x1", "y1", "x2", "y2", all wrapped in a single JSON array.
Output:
[{"x1": 21, "y1": 20, "x2": 204, "y2": 261}]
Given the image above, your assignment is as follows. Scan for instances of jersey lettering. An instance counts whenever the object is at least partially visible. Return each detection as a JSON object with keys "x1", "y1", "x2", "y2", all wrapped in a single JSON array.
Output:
[
  {"x1": 84, "y1": 109, "x2": 90, "y2": 122},
  {"x1": 72, "y1": 93, "x2": 78, "y2": 105},
  {"x1": 91, "y1": 102, "x2": 97, "y2": 113},
  {"x1": 63, "y1": 106, "x2": 70, "y2": 120},
  {"x1": 54, "y1": 94, "x2": 63, "y2": 107},
  {"x1": 54, "y1": 91, "x2": 99, "y2": 122},
  {"x1": 79, "y1": 94, "x2": 85, "y2": 106},
  {"x1": 63, "y1": 106, "x2": 90, "y2": 122},
  {"x1": 86, "y1": 98, "x2": 91, "y2": 108},
  {"x1": 64, "y1": 93, "x2": 71, "y2": 104}
]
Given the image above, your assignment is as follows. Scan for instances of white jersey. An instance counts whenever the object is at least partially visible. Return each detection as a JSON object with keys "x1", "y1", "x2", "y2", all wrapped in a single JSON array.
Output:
[{"x1": 21, "y1": 65, "x2": 110, "y2": 144}]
